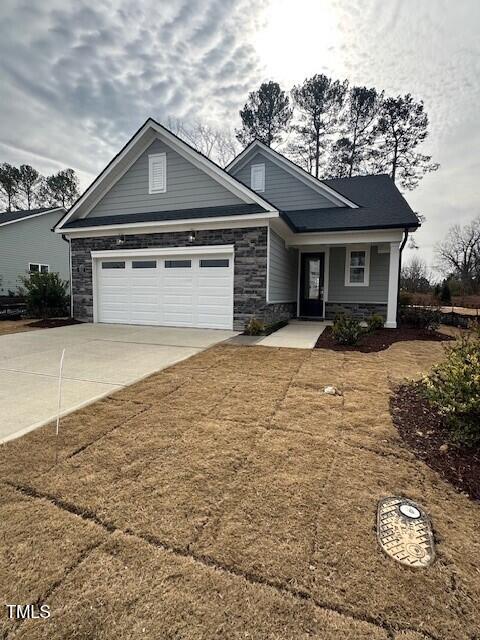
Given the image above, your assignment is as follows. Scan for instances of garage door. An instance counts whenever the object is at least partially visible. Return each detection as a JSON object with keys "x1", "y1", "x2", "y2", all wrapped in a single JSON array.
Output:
[{"x1": 95, "y1": 250, "x2": 233, "y2": 329}]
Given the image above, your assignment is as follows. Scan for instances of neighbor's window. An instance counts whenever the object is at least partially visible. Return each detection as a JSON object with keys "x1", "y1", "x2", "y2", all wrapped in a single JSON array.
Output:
[
  {"x1": 165, "y1": 260, "x2": 191, "y2": 268},
  {"x1": 149, "y1": 152, "x2": 166, "y2": 194},
  {"x1": 29, "y1": 263, "x2": 49, "y2": 273},
  {"x1": 345, "y1": 247, "x2": 369, "y2": 286},
  {"x1": 250, "y1": 163, "x2": 265, "y2": 192}
]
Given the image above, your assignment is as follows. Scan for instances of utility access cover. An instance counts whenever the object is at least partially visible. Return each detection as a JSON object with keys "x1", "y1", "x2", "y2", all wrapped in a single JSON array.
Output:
[{"x1": 377, "y1": 497, "x2": 435, "y2": 568}]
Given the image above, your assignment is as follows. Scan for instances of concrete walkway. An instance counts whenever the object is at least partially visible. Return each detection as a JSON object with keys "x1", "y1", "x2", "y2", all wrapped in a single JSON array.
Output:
[
  {"x1": 257, "y1": 320, "x2": 330, "y2": 349},
  {"x1": 0, "y1": 323, "x2": 236, "y2": 442}
]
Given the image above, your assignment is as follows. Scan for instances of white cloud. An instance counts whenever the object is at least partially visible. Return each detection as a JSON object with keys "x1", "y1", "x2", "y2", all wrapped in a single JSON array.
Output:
[{"x1": 1, "y1": 0, "x2": 478, "y2": 273}]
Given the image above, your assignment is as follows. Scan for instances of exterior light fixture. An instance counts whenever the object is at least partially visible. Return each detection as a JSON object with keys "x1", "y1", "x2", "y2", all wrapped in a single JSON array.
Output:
[
  {"x1": 116, "y1": 235, "x2": 125, "y2": 246},
  {"x1": 188, "y1": 230, "x2": 196, "y2": 243}
]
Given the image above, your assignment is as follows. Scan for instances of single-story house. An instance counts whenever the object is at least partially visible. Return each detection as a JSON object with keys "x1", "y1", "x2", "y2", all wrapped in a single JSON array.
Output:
[
  {"x1": 54, "y1": 118, "x2": 419, "y2": 330},
  {"x1": 0, "y1": 206, "x2": 68, "y2": 295}
]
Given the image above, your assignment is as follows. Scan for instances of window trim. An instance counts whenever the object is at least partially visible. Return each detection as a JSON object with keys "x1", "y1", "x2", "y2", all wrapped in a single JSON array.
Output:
[
  {"x1": 28, "y1": 262, "x2": 49, "y2": 273},
  {"x1": 344, "y1": 245, "x2": 370, "y2": 287},
  {"x1": 250, "y1": 163, "x2": 265, "y2": 192},
  {"x1": 148, "y1": 152, "x2": 166, "y2": 194}
]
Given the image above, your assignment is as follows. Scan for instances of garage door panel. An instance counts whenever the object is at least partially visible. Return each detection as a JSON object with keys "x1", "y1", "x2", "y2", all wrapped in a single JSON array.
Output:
[{"x1": 96, "y1": 250, "x2": 233, "y2": 329}]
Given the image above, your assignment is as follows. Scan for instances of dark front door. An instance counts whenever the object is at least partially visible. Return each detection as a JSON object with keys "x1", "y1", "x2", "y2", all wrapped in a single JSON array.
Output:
[{"x1": 300, "y1": 253, "x2": 325, "y2": 317}]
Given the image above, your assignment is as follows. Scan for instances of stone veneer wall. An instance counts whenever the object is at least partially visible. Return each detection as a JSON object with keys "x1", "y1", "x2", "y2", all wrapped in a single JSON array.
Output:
[
  {"x1": 70, "y1": 226, "x2": 296, "y2": 331},
  {"x1": 325, "y1": 302, "x2": 388, "y2": 321}
]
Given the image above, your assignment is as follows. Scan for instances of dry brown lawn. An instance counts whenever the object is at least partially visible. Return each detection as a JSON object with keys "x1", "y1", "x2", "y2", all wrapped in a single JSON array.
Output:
[
  {"x1": 1, "y1": 339, "x2": 479, "y2": 639},
  {"x1": 0, "y1": 319, "x2": 37, "y2": 336}
]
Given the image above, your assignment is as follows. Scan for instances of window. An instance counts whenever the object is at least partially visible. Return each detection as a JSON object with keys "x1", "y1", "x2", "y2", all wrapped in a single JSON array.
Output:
[
  {"x1": 250, "y1": 163, "x2": 265, "y2": 192},
  {"x1": 149, "y1": 153, "x2": 166, "y2": 193},
  {"x1": 165, "y1": 260, "x2": 191, "y2": 268},
  {"x1": 344, "y1": 247, "x2": 370, "y2": 286},
  {"x1": 199, "y1": 259, "x2": 229, "y2": 268},
  {"x1": 102, "y1": 261, "x2": 125, "y2": 269},
  {"x1": 132, "y1": 260, "x2": 157, "y2": 269},
  {"x1": 29, "y1": 263, "x2": 49, "y2": 273}
]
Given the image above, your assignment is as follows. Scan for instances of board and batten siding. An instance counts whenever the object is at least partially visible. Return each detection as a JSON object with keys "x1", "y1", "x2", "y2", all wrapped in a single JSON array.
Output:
[
  {"x1": 89, "y1": 139, "x2": 244, "y2": 218},
  {"x1": 231, "y1": 152, "x2": 334, "y2": 211},
  {"x1": 0, "y1": 211, "x2": 69, "y2": 295},
  {"x1": 327, "y1": 245, "x2": 389, "y2": 303},
  {"x1": 268, "y1": 229, "x2": 298, "y2": 302}
]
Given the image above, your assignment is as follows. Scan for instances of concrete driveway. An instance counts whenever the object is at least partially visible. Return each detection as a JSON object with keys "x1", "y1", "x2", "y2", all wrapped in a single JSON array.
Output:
[{"x1": 0, "y1": 323, "x2": 236, "y2": 442}]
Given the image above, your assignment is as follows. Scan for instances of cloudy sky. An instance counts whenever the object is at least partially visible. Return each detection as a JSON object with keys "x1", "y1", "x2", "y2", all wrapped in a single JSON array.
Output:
[{"x1": 1, "y1": 0, "x2": 479, "y2": 270}]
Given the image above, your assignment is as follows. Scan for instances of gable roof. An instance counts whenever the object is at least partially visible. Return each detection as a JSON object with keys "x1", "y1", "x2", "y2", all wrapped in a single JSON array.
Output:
[
  {"x1": 282, "y1": 175, "x2": 419, "y2": 232},
  {"x1": 55, "y1": 118, "x2": 278, "y2": 232},
  {"x1": 226, "y1": 139, "x2": 359, "y2": 208},
  {"x1": 0, "y1": 206, "x2": 64, "y2": 228}
]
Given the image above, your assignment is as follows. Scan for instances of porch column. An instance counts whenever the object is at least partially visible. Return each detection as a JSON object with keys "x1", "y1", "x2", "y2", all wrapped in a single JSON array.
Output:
[{"x1": 386, "y1": 241, "x2": 400, "y2": 328}]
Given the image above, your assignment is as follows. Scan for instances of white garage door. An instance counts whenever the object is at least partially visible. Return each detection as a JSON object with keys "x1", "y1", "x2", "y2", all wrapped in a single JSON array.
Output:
[{"x1": 95, "y1": 250, "x2": 233, "y2": 329}]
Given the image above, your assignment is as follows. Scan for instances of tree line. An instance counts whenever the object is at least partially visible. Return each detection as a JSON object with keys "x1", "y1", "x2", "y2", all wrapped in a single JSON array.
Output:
[
  {"x1": 402, "y1": 215, "x2": 480, "y2": 299},
  {"x1": 0, "y1": 164, "x2": 80, "y2": 212},
  {"x1": 235, "y1": 76, "x2": 439, "y2": 190}
]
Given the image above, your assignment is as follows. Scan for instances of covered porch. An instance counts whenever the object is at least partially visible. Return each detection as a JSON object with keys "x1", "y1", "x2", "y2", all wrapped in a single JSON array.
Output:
[{"x1": 285, "y1": 228, "x2": 405, "y2": 329}]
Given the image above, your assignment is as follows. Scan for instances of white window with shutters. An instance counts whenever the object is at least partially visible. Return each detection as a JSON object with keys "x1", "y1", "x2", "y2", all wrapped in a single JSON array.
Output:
[
  {"x1": 251, "y1": 163, "x2": 265, "y2": 192},
  {"x1": 149, "y1": 153, "x2": 166, "y2": 194}
]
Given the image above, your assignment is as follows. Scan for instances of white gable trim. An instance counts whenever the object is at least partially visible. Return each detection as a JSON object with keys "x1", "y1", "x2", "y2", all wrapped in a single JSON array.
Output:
[
  {"x1": 0, "y1": 207, "x2": 64, "y2": 228},
  {"x1": 56, "y1": 119, "x2": 277, "y2": 231},
  {"x1": 227, "y1": 140, "x2": 358, "y2": 208}
]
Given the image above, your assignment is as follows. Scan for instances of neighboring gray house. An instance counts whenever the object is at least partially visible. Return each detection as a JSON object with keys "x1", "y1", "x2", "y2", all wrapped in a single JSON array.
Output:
[
  {"x1": 54, "y1": 119, "x2": 419, "y2": 330},
  {"x1": 0, "y1": 207, "x2": 68, "y2": 295}
]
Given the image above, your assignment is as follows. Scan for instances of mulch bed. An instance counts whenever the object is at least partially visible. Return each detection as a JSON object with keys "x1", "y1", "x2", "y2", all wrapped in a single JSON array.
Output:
[
  {"x1": 314, "y1": 325, "x2": 454, "y2": 353},
  {"x1": 27, "y1": 318, "x2": 83, "y2": 329},
  {"x1": 391, "y1": 384, "x2": 480, "y2": 501}
]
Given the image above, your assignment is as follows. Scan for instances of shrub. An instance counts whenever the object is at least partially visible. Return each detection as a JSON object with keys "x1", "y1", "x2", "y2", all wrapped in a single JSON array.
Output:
[
  {"x1": 399, "y1": 290, "x2": 412, "y2": 307},
  {"x1": 332, "y1": 313, "x2": 364, "y2": 345},
  {"x1": 244, "y1": 317, "x2": 265, "y2": 336},
  {"x1": 366, "y1": 314, "x2": 384, "y2": 332},
  {"x1": 19, "y1": 272, "x2": 69, "y2": 319},
  {"x1": 399, "y1": 306, "x2": 440, "y2": 331},
  {"x1": 423, "y1": 330, "x2": 480, "y2": 446}
]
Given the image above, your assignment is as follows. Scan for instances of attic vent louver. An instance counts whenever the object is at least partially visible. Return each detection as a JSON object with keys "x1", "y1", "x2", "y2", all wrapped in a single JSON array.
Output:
[{"x1": 149, "y1": 153, "x2": 166, "y2": 194}]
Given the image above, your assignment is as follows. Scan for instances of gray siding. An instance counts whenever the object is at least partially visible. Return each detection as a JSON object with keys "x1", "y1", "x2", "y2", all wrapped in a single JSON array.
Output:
[
  {"x1": 268, "y1": 229, "x2": 297, "y2": 302},
  {"x1": 328, "y1": 245, "x2": 389, "y2": 303},
  {"x1": 231, "y1": 152, "x2": 334, "y2": 211},
  {"x1": 89, "y1": 139, "x2": 243, "y2": 218},
  {"x1": 0, "y1": 211, "x2": 70, "y2": 294}
]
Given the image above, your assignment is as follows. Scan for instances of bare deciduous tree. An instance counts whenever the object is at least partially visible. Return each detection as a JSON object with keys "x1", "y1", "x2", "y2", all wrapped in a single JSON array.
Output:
[
  {"x1": 401, "y1": 255, "x2": 431, "y2": 292},
  {"x1": 435, "y1": 216, "x2": 480, "y2": 293},
  {"x1": 167, "y1": 118, "x2": 239, "y2": 167}
]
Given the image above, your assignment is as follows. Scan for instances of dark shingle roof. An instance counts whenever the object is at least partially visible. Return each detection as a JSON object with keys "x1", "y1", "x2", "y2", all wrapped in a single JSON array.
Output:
[
  {"x1": 0, "y1": 206, "x2": 62, "y2": 226},
  {"x1": 62, "y1": 203, "x2": 266, "y2": 229},
  {"x1": 282, "y1": 174, "x2": 419, "y2": 232}
]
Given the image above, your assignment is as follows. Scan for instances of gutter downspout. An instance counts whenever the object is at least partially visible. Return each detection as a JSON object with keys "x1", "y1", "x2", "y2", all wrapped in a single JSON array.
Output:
[{"x1": 397, "y1": 228, "x2": 409, "y2": 325}]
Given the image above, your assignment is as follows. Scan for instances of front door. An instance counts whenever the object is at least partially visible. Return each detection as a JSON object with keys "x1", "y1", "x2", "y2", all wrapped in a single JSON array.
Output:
[{"x1": 300, "y1": 253, "x2": 325, "y2": 317}]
